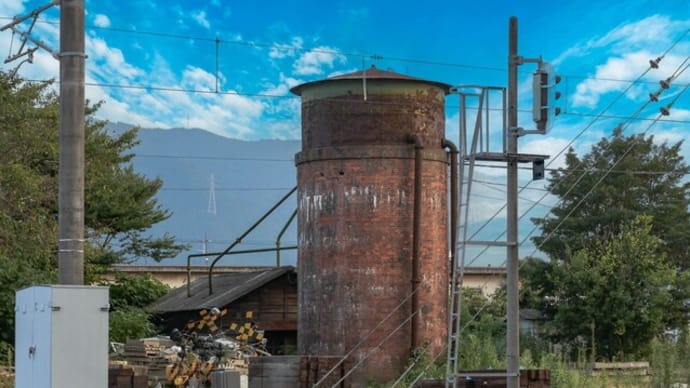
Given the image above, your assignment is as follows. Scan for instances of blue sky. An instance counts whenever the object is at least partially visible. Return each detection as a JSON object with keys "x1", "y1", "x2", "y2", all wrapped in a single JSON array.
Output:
[{"x1": 2, "y1": 0, "x2": 690, "y2": 265}]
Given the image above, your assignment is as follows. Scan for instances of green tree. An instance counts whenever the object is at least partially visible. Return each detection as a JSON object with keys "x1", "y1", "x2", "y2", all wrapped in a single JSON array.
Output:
[
  {"x1": 540, "y1": 216, "x2": 676, "y2": 360},
  {"x1": 532, "y1": 129, "x2": 690, "y2": 270},
  {"x1": 108, "y1": 273, "x2": 170, "y2": 310},
  {"x1": 526, "y1": 129, "x2": 690, "y2": 356},
  {"x1": 107, "y1": 274, "x2": 169, "y2": 343},
  {"x1": 457, "y1": 287, "x2": 506, "y2": 369},
  {"x1": 0, "y1": 71, "x2": 183, "y2": 344}
]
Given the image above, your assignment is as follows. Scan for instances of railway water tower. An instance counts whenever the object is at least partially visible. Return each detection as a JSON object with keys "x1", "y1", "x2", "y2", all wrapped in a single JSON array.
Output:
[{"x1": 292, "y1": 66, "x2": 453, "y2": 384}]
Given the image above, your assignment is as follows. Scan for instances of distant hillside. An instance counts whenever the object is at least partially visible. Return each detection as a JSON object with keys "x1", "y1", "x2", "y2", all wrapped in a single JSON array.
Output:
[{"x1": 106, "y1": 123, "x2": 300, "y2": 266}]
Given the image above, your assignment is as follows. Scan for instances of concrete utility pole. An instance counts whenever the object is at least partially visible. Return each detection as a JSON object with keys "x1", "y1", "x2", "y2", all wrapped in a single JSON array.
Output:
[
  {"x1": 446, "y1": 16, "x2": 550, "y2": 388},
  {"x1": 506, "y1": 16, "x2": 520, "y2": 388},
  {"x1": 58, "y1": 0, "x2": 86, "y2": 285}
]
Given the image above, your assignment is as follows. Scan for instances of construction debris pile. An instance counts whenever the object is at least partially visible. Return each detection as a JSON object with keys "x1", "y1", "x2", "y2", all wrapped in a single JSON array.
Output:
[
  {"x1": 162, "y1": 309, "x2": 268, "y2": 387},
  {"x1": 111, "y1": 309, "x2": 267, "y2": 387}
]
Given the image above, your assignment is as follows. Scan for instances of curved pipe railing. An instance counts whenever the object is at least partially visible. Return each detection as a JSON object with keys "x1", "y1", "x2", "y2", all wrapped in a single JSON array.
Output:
[{"x1": 207, "y1": 186, "x2": 297, "y2": 295}]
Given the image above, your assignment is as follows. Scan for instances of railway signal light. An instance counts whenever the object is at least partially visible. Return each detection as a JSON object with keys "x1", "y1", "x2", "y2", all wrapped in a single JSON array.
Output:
[{"x1": 532, "y1": 62, "x2": 561, "y2": 133}]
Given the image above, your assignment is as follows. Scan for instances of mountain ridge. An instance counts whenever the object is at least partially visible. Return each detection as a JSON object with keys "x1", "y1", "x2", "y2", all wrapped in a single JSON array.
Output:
[{"x1": 106, "y1": 122, "x2": 301, "y2": 266}]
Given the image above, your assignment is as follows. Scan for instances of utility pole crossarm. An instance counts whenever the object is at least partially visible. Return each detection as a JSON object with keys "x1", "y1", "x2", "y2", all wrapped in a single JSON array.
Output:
[
  {"x1": 7, "y1": 25, "x2": 58, "y2": 59},
  {"x1": 0, "y1": 0, "x2": 59, "y2": 32}
]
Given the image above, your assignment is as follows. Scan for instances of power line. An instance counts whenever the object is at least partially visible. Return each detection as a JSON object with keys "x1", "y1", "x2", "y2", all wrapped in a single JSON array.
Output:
[
  {"x1": 3, "y1": 15, "x2": 689, "y2": 87},
  {"x1": 527, "y1": 70, "x2": 690, "y2": 258},
  {"x1": 416, "y1": 56, "x2": 690, "y2": 388},
  {"x1": 470, "y1": 190, "x2": 553, "y2": 209},
  {"x1": 462, "y1": 33, "x2": 690, "y2": 265},
  {"x1": 136, "y1": 153, "x2": 293, "y2": 162},
  {"x1": 471, "y1": 178, "x2": 549, "y2": 192},
  {"x1": 160, "y1": 187, "x2": 293, "y2": 192},
  {"x1": 561, "y1": 110, "x2": 690, "y2": 124},
  {"x1": 0, "y1": 15, "x2": 505, "y2": 71},
  {"x1": 472, "y1": 162, "x2": 688, "y2": 176},
  {"x1": 11, "y1": 78, "x2": 690, "y2": 126},
  {"x1": 397, "y1": 33, "x2": 690, "y2": 387}
]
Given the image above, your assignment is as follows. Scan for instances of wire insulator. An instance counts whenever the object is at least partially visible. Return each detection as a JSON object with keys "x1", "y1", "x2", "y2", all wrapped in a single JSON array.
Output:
[
  {"x1": 649, "y1": 90, "x2": 661, "y2": 102},
  {"x1": 649, "y1": 57, "x2": 661, "y2": 69}
]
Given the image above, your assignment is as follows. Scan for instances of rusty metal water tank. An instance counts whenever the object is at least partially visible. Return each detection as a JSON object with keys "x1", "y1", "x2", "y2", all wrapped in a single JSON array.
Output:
[{"x1": 292, "y1": 66, "x2": 451, "y2": 385}]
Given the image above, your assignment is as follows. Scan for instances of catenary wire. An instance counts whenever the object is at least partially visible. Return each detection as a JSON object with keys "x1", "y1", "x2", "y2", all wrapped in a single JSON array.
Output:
[
  {"x1": 3, "y1": 15, "x2": 690, "y2": 87},
  {"x1": 5, "y1": 11, "x2": 688, "y2": 384},
  {"x1": 460, "y1": 48, "x2": 690, "y2": 270},
  {"x1": 400, "y1": 37, "x2": 690, "y2": 385}
]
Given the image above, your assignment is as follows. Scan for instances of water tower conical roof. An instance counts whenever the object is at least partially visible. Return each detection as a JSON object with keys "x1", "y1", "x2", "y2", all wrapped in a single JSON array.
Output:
[{"x1": 290, "y1": 65, "x2": 451, "y2": 96}]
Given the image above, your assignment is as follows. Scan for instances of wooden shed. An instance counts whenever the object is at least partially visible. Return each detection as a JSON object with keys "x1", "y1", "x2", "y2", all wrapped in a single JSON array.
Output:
[{"x1": 148, "y1": 266, "x2": 297, "y2": 354}]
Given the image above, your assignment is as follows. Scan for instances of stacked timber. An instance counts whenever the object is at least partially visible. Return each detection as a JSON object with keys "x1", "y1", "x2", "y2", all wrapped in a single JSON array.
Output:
[
  {"x1": 122, "y1": 338, "x2": 175, "y2": 381},
  {"x1": 108, "y1": 364, "x2": 148, "y2": 388}
]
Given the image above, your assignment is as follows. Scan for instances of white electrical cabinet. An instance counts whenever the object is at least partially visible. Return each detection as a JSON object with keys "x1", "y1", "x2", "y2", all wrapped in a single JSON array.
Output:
[{"x1": 15, "y1": 285, "x2": 109, "y2": 388}]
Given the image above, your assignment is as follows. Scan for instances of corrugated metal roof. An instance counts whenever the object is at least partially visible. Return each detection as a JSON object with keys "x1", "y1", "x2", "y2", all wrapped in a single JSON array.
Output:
[
  {"x1": 290, "y1": 65, "x2": 451, "y2": 95},
  {"x1": 148, "y1": 266, "x2": 295, "y2": 313}
]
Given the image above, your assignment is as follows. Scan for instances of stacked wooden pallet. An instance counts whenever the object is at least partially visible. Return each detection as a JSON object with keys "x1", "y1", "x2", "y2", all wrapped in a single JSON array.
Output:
[
  {"x1": 108, "y1": 364, "x2": 148, "y2": 388},
  {"x1": 123, "y1": 338, "x2": 175, "y2": 381}
]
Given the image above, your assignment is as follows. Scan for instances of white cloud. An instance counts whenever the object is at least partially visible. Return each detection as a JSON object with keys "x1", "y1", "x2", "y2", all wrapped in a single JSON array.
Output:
[
  {"x1": 181, "y1": 66, "x2": 217, "y2": 91},
  {"x1": 521, "y1": 136, "x2": 572, "y2": 171},
  {"x1": 0, "y1": 0, "x2": 24, "y2": 15},
  {"x1": 93, "y1": 14, "x2": 111, "y2": 28},
  {"x1": 269, "y1": 37, "x2": 303, "y2": 59},
  {"x1": 561, "y1": 15, "x2": 690, "y2": 110},
  {"x1": 572, "y1": 51, "x2": 653, "y2": 108},
  {"x1": 293, "y1": 46, "x2": 346, "y2": 75},
  {"x1": 590, "y1": 15, "x2": 687, "y2": 53},
  {"x1": 87, "y1": 36, "x2": 142, "y2": 80},
  {"x1": 572, "y1": 49, "x2": 690, "y2": 109},
  {"x1": 192, "y1": 10, "x2": 211, "y2": 29},
  {"x1": 260, "y1": 72, "x2": 303, "y2": 96},
  {"x1": 554, "y1": 15, "x2": 690, "y2": 65}
]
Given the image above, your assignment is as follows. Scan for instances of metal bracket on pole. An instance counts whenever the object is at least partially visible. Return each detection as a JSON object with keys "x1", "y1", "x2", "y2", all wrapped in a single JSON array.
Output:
[
  {"x1": 2, "y1": 1, "x2": 60, "y2": 76},
  {"x1": 0, "y1": 0, "x2": 59, "y2": 32},
  {"x1": 7, "y1": 25, "x2": 58, "y2": 59}
]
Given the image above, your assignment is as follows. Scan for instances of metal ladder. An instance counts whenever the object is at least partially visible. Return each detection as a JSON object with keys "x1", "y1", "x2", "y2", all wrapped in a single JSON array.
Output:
[{"x1": 445, "y1": 86, "x2": 507, "y2": 387}]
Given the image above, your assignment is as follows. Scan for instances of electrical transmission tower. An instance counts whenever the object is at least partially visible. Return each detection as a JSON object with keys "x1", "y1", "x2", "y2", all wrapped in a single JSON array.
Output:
[{"x1": 208, "y1": 173, "x2": 217, "y2": 215}]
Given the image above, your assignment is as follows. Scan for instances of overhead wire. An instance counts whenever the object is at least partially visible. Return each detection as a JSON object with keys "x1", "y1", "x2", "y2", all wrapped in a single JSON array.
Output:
[
  {"x1": 524, "y1": 65, "x2": 690, "y2": 258},
  {"x1": 3, "y1": 15, "x2": 690, "y2": 87},
  {"x1": 400, "y1": 31, "x2": 690, "y2": 385},
  {"x1": 316, "y1": 46, "x2": 690, "y2": 386},
  {"x1": 401, "y1": 65, "x2": 690, "y2": 386},
  {"x1": 136, "y1": 154, "x2": 293, "y2": 162},
  {"x1": 461, "y1": 40, "x2": 689, "y2": 270},
  {"x1": 4, "y1": 10, "x2": 690, "y2": 385},
  {"x1": 160, "y1": 187, "x2": 293, "y2": 192},
  {"x1": 464, "y1": 54, "x2": 690, "y2": 327}
]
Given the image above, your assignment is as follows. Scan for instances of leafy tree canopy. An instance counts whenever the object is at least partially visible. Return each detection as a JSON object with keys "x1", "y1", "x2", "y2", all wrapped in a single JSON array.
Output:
[
  {"x1": 532, "y1": 128, "x2": 690, "y2": 269},
  {"x1": 107, "y1": 274, "x2": 170, "y2": 343},
  {"x1": 0, "y1": 71, "x2": 184, "y2": 344},
  {"x1": 524, "y1": 129, "x2": 690, "y2": 360},
  {"x1": 536, "y1": 216, "x2": 677, "y2": 360},
  {"x1": 107, "y1": 273, "x2": 170, "y2": 311}
]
